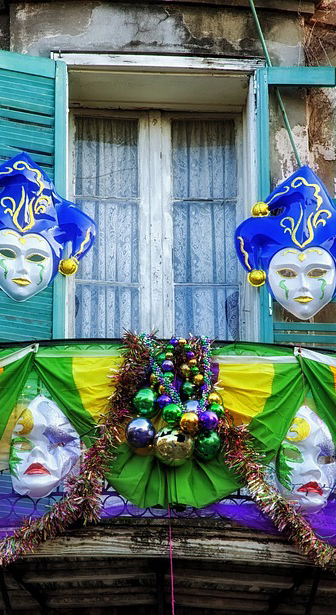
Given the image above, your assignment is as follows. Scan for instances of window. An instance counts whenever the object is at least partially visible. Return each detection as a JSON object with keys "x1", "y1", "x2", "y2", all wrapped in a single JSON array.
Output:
[
  {"x1": 63, "y1": 53, "x2": 261, "y2": 341},
  {"x1": 70, "y1": 110, "x2": 244, "y2": 339}
]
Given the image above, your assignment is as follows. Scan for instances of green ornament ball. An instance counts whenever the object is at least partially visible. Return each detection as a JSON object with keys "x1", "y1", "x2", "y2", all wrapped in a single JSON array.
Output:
[
  {"x1": 184, "y1": 343, "x2": 192, "y2": 351},
  {"x1": 194, "y1": 431, "x2": 221, "y2": 462},
  {"x1": 164, "y1": 372, "x2": 175, "y2": 383},
  {"x1": 133, "y1": 388, "x2": 158, "y2": 418},
  {"x1": 209, "y1": 402, "x2": 225, "y2": 418},
  {"x1": 166, "y1": 344, "x2": 174, "y2": 351},
  {"x1": 157, "y1": 352, "x2": 167, "y2": 365},
  {"x1": 181, "y1": 381, "x2": 195, "y2": 399},
  {"x1": 162, "y1": 403, "x2": 183, "y2": 426},
  {"x1": 190, "y1": 365, "x2": 199, "y2": 376}
]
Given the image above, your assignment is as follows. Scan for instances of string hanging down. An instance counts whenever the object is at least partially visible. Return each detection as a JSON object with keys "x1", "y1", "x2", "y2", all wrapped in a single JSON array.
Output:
[{"x1": 248, "y1": 0, "x2": 302, "y2": 168}]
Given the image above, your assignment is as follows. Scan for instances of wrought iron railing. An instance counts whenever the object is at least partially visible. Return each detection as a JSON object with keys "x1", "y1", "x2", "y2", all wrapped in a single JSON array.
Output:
[{"x1": 0, "y1": 471, "x2": 258, "y2": 536}]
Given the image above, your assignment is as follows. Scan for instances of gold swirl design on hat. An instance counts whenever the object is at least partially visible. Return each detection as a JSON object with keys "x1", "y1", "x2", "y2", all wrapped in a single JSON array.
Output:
[{"x1": 236, "y1": 236, "x2": 251, "y2": 271}]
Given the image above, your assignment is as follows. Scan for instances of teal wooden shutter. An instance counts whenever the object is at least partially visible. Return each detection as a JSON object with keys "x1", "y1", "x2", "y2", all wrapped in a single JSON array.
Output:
[
  {"x1": 257, "y1": 66, "x2": 336, "y2": 347},
  {"x1": 0, "y1": 51, "x2": 66, "y2": 341}
]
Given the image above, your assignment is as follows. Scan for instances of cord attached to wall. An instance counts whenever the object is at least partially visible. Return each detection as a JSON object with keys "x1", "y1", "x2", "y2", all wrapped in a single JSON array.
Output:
[{"x1": 248, "y1": 0, "x2": 302, "y2": 168}]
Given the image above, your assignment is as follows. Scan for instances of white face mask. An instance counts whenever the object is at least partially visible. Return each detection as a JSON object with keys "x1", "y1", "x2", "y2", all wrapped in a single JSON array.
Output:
[
  {"x1": 268, "y1": 247, "x2": 336, "y2": 320},
  {"x1": 9, "y1": 395, "x2": 81, "y2": 498},
  {"x1": 275, "y1": 405, "x2": 336, "y2": 513},
  {"x1": 0, "y1": 230, "x2": 53, "y2": 302}
]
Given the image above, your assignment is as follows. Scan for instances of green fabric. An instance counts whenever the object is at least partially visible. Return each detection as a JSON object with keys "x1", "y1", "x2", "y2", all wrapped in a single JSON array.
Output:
[
  {"x1": 106, "y1": 358, "x2": 304, "y2": 508},
  {"x1": 248, "y1": 362, "x2": 305, "y2": 461},
  {"x1": 34, "y1": 356, "x2": 97, "y2": 444},
  {"x1": 300, "y1": 358, "x2": 336, "y2": 447},
  {"x1": 106, "y1": 443, "x2": 240, "y2": 508},
  {"x1": 0, "y1": 352, "x2": 35, "y2": 440},
  {"x1": 212, "y1": 342, "x2": 294, "y2": 357}
]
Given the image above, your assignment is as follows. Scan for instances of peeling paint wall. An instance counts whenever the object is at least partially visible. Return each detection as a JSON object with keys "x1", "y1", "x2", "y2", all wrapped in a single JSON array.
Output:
[
  {"x1": 9, "y1": 2, "x2": 304, "y2": 65},
  {"x1": 1, "y1": 1, "x2": 318, "y2": 191}
]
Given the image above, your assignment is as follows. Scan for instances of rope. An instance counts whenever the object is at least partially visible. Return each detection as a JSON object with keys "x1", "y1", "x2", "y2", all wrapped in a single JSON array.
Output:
[
  {"x1": 167, "y1": 503, "x2": 176, "y2": 615},
  {"x1": 248, "y1": 0, "x2": 302, "y2": 168}
]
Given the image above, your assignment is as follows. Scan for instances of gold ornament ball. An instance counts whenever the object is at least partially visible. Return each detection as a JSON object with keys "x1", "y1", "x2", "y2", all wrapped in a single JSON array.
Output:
[
  {"x1": 188, "y1": 358, "x2": 197, "y2": 367},
  {"x1": 150, "y1": 373, "x2": 157, "y2": 386},
  {"x1": 193, "y1": 373, "x2": 204, "y2": 386},
  {"x1": 165, "y1": 352, "x2": 174, "y2": 359},
  {"x1": 180, "y1": 363, "x2": 191, "y2": 378},
  {"x1": 154, "y1": 426, "x2": 194, "y2": 466},
  {"x1": 59, "y1": 258, "x2": 78, "y2": 276},
  {"x1": 159, "y1": 385, "x2": 166, "y2": 395},
  {"x1": 208, "y1": 391, "x2": 223, "y2": 405},
  {"x1": 248, "y1": 269, "x2": 266, "y2": 287},
  {"x1": 180, "y1": 412, "x2": 199, "y2": 436},
  {"x1": 178, "y1": 338, "x2": 187, "y2": 346},
  {"x1": 251, "y1": 201, "x2": 269, "y2": 217}
]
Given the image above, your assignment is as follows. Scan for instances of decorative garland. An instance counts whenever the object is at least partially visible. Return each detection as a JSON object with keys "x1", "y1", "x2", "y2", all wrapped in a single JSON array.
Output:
[
  {"x1": 0, "y1": 332, "x2": 147, "y2": 566},
  {"x1": 123, "y1": 334, "x2": 223, "y2": 463},
  {"x1": 0, "y1": 332, "x2": 336, "y2": 573}
]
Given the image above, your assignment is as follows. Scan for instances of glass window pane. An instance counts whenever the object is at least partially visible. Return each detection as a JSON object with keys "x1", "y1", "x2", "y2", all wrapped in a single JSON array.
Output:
[
  {"x1": 172, "y1": 119, "x2": 239, "y2": 339},
  {"x1": 74, "y1": 117, "x2": 140, "y2": 338}
]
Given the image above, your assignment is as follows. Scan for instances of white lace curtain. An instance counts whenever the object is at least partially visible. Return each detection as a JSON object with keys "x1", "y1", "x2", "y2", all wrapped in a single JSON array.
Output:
[
  {"x1": 172, "y1": 119, "x2": 239, "y2": 340},
  {"x1": 74, "y1": 117, "x2": 140, "y2": 338},
  {"x1": 74, "y1": 115, "x2": 239, "y2": 340}
]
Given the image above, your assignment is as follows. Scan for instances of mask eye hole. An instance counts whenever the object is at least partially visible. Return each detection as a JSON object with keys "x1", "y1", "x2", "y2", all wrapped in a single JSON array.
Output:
[
  {"x1": 276, "y1": 268, "x2": 297, "y2": 278},
  {"x1": 0, "y1": 248, "x2": 16, "y2": 259},
  {"x1": 26, "y1": 254, "x2": 47, "y2": 263},
  {"x1": 318, "y1": 455, "x2": 336, "y2": 465},
  {"x1": 11, "y1": 436, "x2": 33, "y2": 452},
  {"x1": 282, "y1": 446, "x2": 302, "y2": 461},
  {"x1": 307, "y1": 268, "x2": 328, "y2": 278}
]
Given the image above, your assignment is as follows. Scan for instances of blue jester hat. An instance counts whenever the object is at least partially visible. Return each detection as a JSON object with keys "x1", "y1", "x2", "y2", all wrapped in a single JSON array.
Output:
[
  {"x1": 235, "y1": 165, "x2": 336, "y2": 294},
  {"x1": 0, "y1": 152, "x2": 96, "y2": 279}
]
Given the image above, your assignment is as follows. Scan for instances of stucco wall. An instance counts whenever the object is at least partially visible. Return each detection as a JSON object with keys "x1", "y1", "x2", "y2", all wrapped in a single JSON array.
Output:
[
  {"x1": 6, "y1": 1, "x2": 310, "y2": 188},
  {"x1": 9, "y1": 1, "x2": 304, "y2": 66}
]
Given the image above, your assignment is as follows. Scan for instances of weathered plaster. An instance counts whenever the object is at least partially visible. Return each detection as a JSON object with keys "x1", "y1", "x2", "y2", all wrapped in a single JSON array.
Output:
[
  {"x1": 0, "y1": 13, "x2": 9, "y2": 50},
  {"x1": 10, "y1": 1, "x2": 304, "y2": 64}
]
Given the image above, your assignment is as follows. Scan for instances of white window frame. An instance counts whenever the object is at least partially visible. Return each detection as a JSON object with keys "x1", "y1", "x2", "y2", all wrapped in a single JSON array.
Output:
[{"x1": 57, "y1": 53, "x2": 263, "y2": 341}]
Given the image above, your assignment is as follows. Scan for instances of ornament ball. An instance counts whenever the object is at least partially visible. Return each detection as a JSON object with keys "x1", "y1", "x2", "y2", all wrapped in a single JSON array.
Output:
[
  {"x1": 181, "y1": 381, "x2": 195, "y2": 399},
  {"x1": 194, "y1": 431, "x2": 221, "y2": 461},
  {"x1": 162, "y1": 403, "x2": 183, "y2": 426},
  {"x1": 157, "y1": 393, "x2": 172, "y2": 408},
  {"x1": 209, "y1": 402, "x2": 225, "y2": 418},
  {"x1": 133, "y1": 388, "x2": 158, "y2": 418},
  {"x1": 162, "y1": 359, "x2": 174, "y2": 372},
  {"x1": 207, "y1": 391, "x2": 223, "y2": 405},
  {"x1": 154, "y1": 427, "x2": 194, "y2": 466},
  {"x1": 126, "y1": 418, "x2": 155, "y2": 448},
  {"x1": 180, "y1": 412, "x2": 199, "y2": 436},
  {"x1": 183, "y1": 399, "x2": 201, "y2": 414},
  {"x1": 198, "y1": 410, "x2": 219, "y2": 431}
]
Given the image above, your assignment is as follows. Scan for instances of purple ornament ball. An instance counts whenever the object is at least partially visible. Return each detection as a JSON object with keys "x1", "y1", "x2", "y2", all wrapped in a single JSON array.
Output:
[
  {"x1": 199, "y1": 411, "x2": 219, "y2": 431},
  {"x1": 162, "y1": 359, "x2": 174, "y2": 372},
  {"x1": 170, "y1": 338, "x2": 179, "y2": 347},
  {"x1": 186, "y1": 351, "x2": 195, "y2": 360},
  {"x1": 157, "y1": 394, "x2": 173, "y2": 409},
  {"x1": 126, "y1": 418, "x2": 155, "y2": 448}
]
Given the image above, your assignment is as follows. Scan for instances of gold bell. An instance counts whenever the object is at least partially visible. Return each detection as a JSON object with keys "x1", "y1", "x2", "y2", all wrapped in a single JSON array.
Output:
[
  {"x1": 251, "y1": 202, "x2": 269, "y2": 217},
  {"x1": 59, "y1": 258, "x2": 79, "y2": 276},
  {"x1": 248, "y1": 269, "x2": 266, "y2": 287}
]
